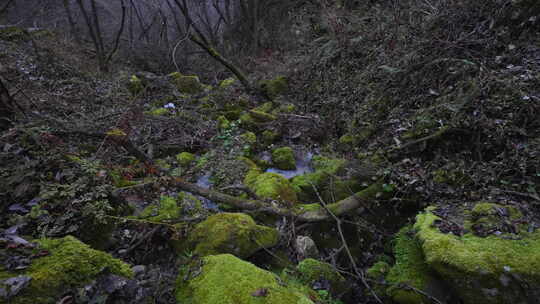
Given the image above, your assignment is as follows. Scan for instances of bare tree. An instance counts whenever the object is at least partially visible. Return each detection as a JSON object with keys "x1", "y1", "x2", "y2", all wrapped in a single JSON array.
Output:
[{"x1": 75, "y1": 0, "x2": 127, "y2": 72}]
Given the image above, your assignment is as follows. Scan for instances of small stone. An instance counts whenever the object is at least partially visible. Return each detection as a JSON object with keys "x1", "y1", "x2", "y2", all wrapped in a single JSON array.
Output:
[
  {"x1": 132, "y1": 265, "x2": 146, "y2": 277},
  {"x1": 295, "y1": 235, "x2": 319, "y2": 259}
]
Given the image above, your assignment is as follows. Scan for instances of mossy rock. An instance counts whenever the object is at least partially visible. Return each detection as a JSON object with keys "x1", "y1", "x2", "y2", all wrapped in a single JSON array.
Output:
[
  {"x1": 139, "y1": 195, "x2": 181, "y2": 222},
  {"x1": 414, "y1": 207, "x2": 540, "y2": 303},
  {"x1": 184, "y1": 213, "x2": 278, "y2": 258},
  {"x1": 177, "y1": 152, "x2": 196, "y2": 167},
  {"x1": 384, "y1": 226, "x2": 448, "y2": 304},
  {"x1": 296, "y1": 258, "x2": 347, "y2": 295},
  {"x1": 260, "y1": 76, "x2": 288, "y2": 99},
  {"x1": 176, "y1": 254, "x2": 315, "y2": 304},
  {"x1": 239, "y1": 112, "x2": 258, "y2": 131},
  {"x1": 290, "y1": 156, "x2": 346, "y2": 202},
  {"x1": 272, "y1": 104, "x2": 296, "y2": 115},
  {"x1": 0, "y1": 236, "x2": 133, "y2": 304},
  {"x1": 254, "y1": 102, "x2": 275, "y2": 113},
  {"x1": 272, "y1": 147, "x2": 296, "y2": 170},
  {"x1": 249, "y1": 110, "x2": 277, "y2": 122},
  {"x1": 217, "y1": 115, "x2": 231, "y2": 131},
  {"x1": 262, "y1": 130, "x2": 279, "y2": 146},
  {"x1": 244, "y1": 165, "x2": 298, "y2": 203},
  {"x1": 241, "y1": 132, "x2": 257, "y2": 145},
  {"x1": 170, "y1": 72, "x2": 205, "y2": 94}
]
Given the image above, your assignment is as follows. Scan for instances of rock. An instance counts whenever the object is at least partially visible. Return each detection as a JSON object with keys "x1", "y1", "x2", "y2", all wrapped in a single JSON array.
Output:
[
  {"x1": 184, "y1": 213, "x2": 279, "y2": 258},
  {"x1": 295, "y1": 236, "x2": 319, "y2": 259},
  {"x1": 259, "y1": 76, "x2": 288, "y2": 99},
  {"x1": 169, "y1": 72, "x2": 205, "y2": 94},
  {"x1": 0, "y1": 236, "x2": 133, "y2": 303},
  {"x1": 244, "y1": 164, "x2": 298, "y2": 203},
  {"x1": 131, "y1": 265, "x2": 146, "y2": 278},
  {"x1": 377, "y1": 205, "x2": 540, "y2": 304},
  {"x1": 176, "y1": 254, "x2": 315, "y2": 304},
  {"x1": 272, "y1": 147, "x2": 296, "y2": 170},
  {"x1": 262, "y1": 130, "x2": 279, "y2": 146},
  {"x1": 176, "y1": 152, "x2": 196, "y2": 167},
  {"x1": 296, "y1": 258, "x2": 347, "y2": 296},
  {"x1": 0, "y1": 276, "x2": 32, "y2": 300},
  {"x1": 414, "y1": 206, "x2": 540, "y2": 304}
]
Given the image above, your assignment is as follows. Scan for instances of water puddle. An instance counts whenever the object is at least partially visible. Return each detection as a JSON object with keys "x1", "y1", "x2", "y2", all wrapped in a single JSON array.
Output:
[
  {"x1": 194, "y1": 173, "x2": 220, "y2": 210},
  {"x1": 265, "y1": 152, "x2": 314, "y2": 179}
]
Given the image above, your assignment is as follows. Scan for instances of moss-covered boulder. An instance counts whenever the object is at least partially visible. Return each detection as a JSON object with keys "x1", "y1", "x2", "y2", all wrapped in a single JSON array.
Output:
[
  {"x1": 177, "y1": 152, "x2": 196, "y2": 167},
  {"x1": 260, "y1": 76, "x2": 288, "y2": 99},
  {"x1": 217, "y1": 115, "x2": 231, "y2": 130},
  {"x1": 272, "y1": 147, "x2": 296, "y2": 170},
  {"x1": 170, "y1": 72, "x2": 205, "y2": 94},
  {"x1": 185, "y1": 213, "x2": 279, "y2": 258},
  {"x1": 296, "y1": 258, "x2": 347, "y2": 295},
  {"x1": 290, "y1": 156, "x2": 348, "y2": 202},
  {"x1": 176, "y1": 254, "x2": 314, "y2": 304},
  {"x1": 262, "y1": 130, "x2": 279, "y2": 146},
  {"x1": 139, "y1": 195, "x2": 181, "y2": 222},
  {"x1": 382, "y1": 226, "x2": 449, "y2": 304},
  {"x1": 413, "y1": 206, "x2": 540, "y2": 304},
  {"x1": 244, "y1": 163, "x2": 298, "y2": 203},
  {"x1": 0, "y1": 236, "x2": 133, "y2": 304}
]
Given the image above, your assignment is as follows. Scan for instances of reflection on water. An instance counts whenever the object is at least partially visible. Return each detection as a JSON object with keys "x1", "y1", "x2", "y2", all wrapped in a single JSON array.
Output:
[
  {"x1": 195, "y1": 173, "x2": 219, "y2": 210},
  {"x1": 265, "y1": 152, "x2": 314, "y2": 179}
]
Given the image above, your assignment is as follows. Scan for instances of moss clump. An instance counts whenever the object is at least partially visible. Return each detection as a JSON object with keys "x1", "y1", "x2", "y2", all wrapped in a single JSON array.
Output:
[
  {"x1": 366, "y1": 261, "x2": 391, "y2": 281},
  {"x1": 219, "y1": 77, "x2": 236, "y2": 88},
  {"x1": 262, "y1": 130, "x2": 279, "y2": 146},
  {"x1": 217, "y1": 115, "x2": 231, "y2": 130},
  {"x1": 169, "y1": 72, "x2": 205, "y2": 94},
  {"x1": 255, "y1": 102, "x2": 275, "y2": 113},
  {"x1": 145, "y1": 107, "x2": 169, "y2": 116},
  {"x1": 241, "y1": 132, "x2": 257, "y2": 145},
  {"x1": 0, "y1": 236, "x2": 133, "y2": 304},
  {"x1": 272, "y1": 104, "x2": 296, "y2": 115},
  {"x1": 297, "y1": 258, "x2": 347, "y2": 294},
  {"x1": 128, "y1": 75, "x2": 144, "y2": 95},
  {"x1": 245, "y1": 166, "x2": 298, "y2": 203},
  {"x1": 176, "y1": 254, "x2": 314, "y2": 304},
  {"x1": 185, "y1": 213, "x2": 279, "y2": 258},
  {"x1": 384, "y1": 226, "x2": 441, "y2": 304},
  {"x1": 177, "y1": 152, "x2": 196, "y2": 167},
  {"x1": 139, "y1": 195, "x2": 181, "y2": 222},
  {"x1": 249, "y1": 109, "x2": 277, "y2": 122},
  {"x1": 239, "y1": 112, "x2": 257, "y2": 131},
  {"x1": 291, "y1": 156, "x2": 347, "y2": 202},
  {"x1": 260, "y1": 76, "x2": 288, "y2": 99},
  {"x1": 414, "y1": 207, "x2": 540, "y2": 303},
  {"x1": 272, "y1": 147, "x2": 296, "y2": 170}
]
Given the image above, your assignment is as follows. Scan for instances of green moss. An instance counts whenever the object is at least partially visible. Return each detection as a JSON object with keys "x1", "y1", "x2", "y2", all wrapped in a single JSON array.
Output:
[
  {"x1": 366, "y1": 261, "x2": 391, "y2": 280},
  {"x1": 219, "y1": 77, "x2": 236, "y2": 88},
  {"x1": 127, "y1": 75, "x2": 144, "y2": 95},
  {"x1": 217, "y1": 115, "x2": 231, "y2": 130},
  {"x1": 244, "y1": 165, "x2": 298, "y2": 203},
  {"x1": 339, "y1": 134, "x2": 355, "y2": 145},
  {"x1": 414, "y1": 208, "x2": 540, "y2": 303},
  {"x1": 177, "y1": 192, "x2": 207, "y2": 218},
  {"x1": 297, "y1": 259, "x2": 347, "y2": 294},
  {"x1": 177, "y1": 152, "x2": 196, "y2": 167},
  {"x1": 169, "y1": 72, "x2": 205, "y2": 94},
  {"x1": 262, "y1": 130, "x2": 278, "y2": 146},
  {"x1": 146, "y1": 107, "x2": 169, "y2": 116},
  {"x1": 185, "y1": 213, "x2": 278, "y2": 258},
  {"x1": 272, "y1": 104, "x2": 296, "y2": 115},
  {"x1": 249, "y1": 110, "x2": 277, "y2": 122},
  {"x1": 272, "y1": 147, "x2": 296, "y2": 170},
  {"x1": 241, "y1": 132, "x2": 257, "y2": 145},
  {"x1": 176, "y1": 254, "x2": 314, "y2": 304},
  {"x1": 260, "y1": 76, "x2": 288, "y2": 99},
  {"x1": 239, "y1": 112, "x2": 257, "y2": 130},
  {"x1": 1, "y1": 236, "x2": 132, "y2": 304},
  {"x1": 139, "y1": 195, "x2": 181, "y2": 222},
  {"x1": 291, "y1": 156, "x2": 346, "y2": 202},
  {"x1": 385, "y1": 226, "x2": 436, "y2": 304},
  {"x1": 255, "y1": 102, "x2": 275, "y2": 113}
]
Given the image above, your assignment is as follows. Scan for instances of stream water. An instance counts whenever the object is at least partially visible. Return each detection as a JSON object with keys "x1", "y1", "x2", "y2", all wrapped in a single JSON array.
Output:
[{"x1": 195, "y1": 173, "x2": 219, "y2": 210}]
